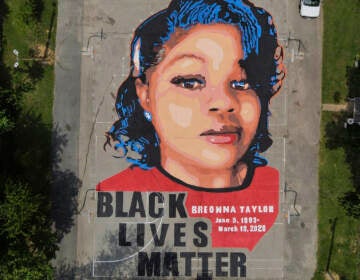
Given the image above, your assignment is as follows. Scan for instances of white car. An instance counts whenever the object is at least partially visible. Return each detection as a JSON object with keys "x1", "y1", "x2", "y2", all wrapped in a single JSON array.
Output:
[{"x1": 300, "y1": 0, "x2": 321, "y2": 18}]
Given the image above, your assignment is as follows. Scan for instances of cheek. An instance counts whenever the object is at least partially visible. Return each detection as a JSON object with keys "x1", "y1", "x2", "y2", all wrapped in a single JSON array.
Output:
[
  {"x1": 168, "y1": 103, "x2": 193, "y2": 128},
  {"x1": 150, "y1": 79, "x2": 194, "y2": 127},
  {"x1": 239, "y1": 100, "x2": 260, "y2": 125},
  {"x1": 152, "y1": 89, "x2": 200, "y2": 137}
]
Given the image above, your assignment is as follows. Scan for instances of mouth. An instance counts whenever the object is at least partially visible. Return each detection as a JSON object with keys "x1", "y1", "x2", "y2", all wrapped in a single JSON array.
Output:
[{"x1": 200, "y1": 126, "x2": 242, "y2": 144}]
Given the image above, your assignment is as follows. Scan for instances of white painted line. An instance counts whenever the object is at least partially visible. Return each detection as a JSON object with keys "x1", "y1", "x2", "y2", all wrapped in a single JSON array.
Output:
[
  {"x1": 95, "y1": 135, "x2": 98, "y2": 179},
  {"x1": 283, "y1": 137, "x2": 286, "y2": 173},
  {"x1": 248, "y1": 258, "x2": 283, "y2": 262},
  {"x1": 250, "y1": 267, "x2": 284, "y2": 270},
  {"x1": 121, "y1": 56, "x2": 126, "y2": 77},
  {"x1": 95, "y1": 121, "x2": 113, "y2": 124},
  {"x1": 92, "y1": 226, "x2": 96, "y2": 277}
]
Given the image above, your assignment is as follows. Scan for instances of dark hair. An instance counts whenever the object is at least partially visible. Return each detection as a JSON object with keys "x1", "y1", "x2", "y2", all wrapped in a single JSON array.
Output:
[{"x1": 108, "y1": 0, "x2": 285, "y2": 169}]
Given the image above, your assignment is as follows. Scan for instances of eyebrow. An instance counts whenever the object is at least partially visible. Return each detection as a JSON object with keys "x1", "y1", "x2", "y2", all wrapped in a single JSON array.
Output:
[{"x1": 165, "y1": 54, "x2": 205, "y2": 68}]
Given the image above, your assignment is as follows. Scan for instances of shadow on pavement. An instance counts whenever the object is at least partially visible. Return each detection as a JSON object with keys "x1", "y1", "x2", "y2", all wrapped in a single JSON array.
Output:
[
  {"x1": 54, "y1": 230, "x2": 140, "y2": 279},
  {"x1": 51, "y1": 124, "x2": 81, "y2": 241}
]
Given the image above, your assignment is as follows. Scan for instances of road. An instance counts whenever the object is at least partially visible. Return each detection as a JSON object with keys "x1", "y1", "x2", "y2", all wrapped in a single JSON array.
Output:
[{"x1": 53, "y1": 0, "x2": 322, "y2": 279}]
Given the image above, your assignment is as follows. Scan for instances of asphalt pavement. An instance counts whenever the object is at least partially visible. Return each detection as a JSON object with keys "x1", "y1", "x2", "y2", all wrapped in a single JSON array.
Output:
[{"x1": 53, "y1": 0, "x2": 322, "y2": 279}]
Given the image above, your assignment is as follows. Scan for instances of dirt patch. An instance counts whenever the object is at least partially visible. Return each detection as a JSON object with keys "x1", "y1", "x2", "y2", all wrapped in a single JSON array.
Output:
[
  {"x1": 324, "y1": 271, "x2": 340, "y2": 280},
  {"x1": 31, "y1": 44, "x2": 55, "y2": 65}
]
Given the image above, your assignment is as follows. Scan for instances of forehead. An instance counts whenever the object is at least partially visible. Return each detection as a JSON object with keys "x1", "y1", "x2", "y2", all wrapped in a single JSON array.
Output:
[{"x1": 156, "y1": 24, "x2": 244, "y2": 71}]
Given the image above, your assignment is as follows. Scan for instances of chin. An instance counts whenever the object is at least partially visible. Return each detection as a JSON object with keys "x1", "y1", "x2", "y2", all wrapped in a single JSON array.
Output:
[{"x1": 192, "y1": 149, "x2": 242, "y2": 171}]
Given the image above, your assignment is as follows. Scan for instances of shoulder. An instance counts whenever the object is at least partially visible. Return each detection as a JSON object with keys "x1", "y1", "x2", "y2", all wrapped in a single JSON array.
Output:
[
  {"x1": 96, "y1": 166, "x2": 156, "y2": 191},
  {"x1": 250, "y1": 166, "x2": 279, "y2": 188}
]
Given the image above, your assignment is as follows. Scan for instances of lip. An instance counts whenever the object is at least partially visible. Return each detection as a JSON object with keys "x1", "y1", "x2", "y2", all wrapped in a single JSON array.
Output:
[{"x1": 200, "y1": 126, "x2": 241, "y2": 145}]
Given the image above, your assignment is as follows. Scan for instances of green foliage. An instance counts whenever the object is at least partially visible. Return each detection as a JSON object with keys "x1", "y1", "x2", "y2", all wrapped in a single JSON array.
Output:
[
  {"x1": 0, "y1": 109, "x2": 14, "y2": 133},
  {"x1": 0, "y1": 181, "x2": 57, "y2": 279},
  {"x1": 315, "y1": 0, "x2": 360, "y2": 279},
  {"x1": 0, "y1": 86, "x2": 21, "y2": 135},
  {"x1": 346, "y1": 65, "x2": 360, "y2": 98},
  {"x1": 322, "y1": 0, "x2": 360, "y2": 103},
  {"x1": 0, "y1": 0, "x2": 59, "y2": 278},
  {"x1": 1, "y1": 267, "x2": 53, "y2": 280},
  {"x1": 19, "y1": 1, "x2": 34, "y2": 25},
  {"x1": 315, "y1": 112, "x2": 360, "y2": 279},
  {"x1": 339, "y1": 191, "x2": 360, "y2": 219},
  {"x1": 11, "y1": 0, "x2": 44, "y2": 27}
]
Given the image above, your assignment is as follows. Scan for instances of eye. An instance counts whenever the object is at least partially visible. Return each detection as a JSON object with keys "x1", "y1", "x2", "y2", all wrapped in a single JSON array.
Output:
[
  {"x1": 230, "y1": 80, "x2": 250, "y2": 91},
  {"x1": 171, "y1": 75, "x2": 206, "y2": 90}
]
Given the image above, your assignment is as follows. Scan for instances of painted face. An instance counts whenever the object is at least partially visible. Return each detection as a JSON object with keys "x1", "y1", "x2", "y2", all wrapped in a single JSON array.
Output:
[{"x1": 136, "y1": 24, "x2": 261, "y2": 174}]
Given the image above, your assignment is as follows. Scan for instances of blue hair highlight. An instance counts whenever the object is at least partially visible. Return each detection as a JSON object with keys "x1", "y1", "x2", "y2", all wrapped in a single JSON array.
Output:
[{"x1": 159, "y1": 0, "x2": 261, "y2": 59}]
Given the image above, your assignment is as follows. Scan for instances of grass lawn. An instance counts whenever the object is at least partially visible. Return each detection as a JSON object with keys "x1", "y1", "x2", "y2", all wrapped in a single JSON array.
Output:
[
  {"x1": 0, "y1": 0, "x2": 59, "y2": 278},
  {"x1": 322, "y1": 0, "x2": 360, "y2": 103},
  {"x1": 314, "y1": 0, "x2": 360, "y2": 279},
  {"x1": 1, "y1": 0, "x2": 57, "y2": 188},
  {"x1": 313, "y1": 112, "x2": 360, "y2": 280},
  {"x1": 3, "y1": 0, "x2": 56, "y2": 125}
]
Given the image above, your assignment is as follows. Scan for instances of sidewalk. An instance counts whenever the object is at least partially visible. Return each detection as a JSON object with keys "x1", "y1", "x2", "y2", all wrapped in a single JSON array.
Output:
[{"x1": 322, "y1": 103, "x2": 348, "y2": 112}]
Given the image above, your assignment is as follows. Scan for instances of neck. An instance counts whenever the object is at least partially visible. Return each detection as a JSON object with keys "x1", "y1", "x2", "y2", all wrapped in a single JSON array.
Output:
[{"x1": 161, "y1": 157, "x2": 249, "y2": 189}]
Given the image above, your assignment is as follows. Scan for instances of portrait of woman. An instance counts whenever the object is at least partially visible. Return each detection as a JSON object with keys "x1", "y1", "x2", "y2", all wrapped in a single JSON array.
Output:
[{"x1": 97, "y1": 0, "x2": 285, "y2": 192}]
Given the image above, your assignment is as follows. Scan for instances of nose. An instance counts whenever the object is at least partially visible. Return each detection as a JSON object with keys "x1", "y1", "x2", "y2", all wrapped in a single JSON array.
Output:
[{"x1": 208, "y1": 85, "x2": 236, "y2": 113}]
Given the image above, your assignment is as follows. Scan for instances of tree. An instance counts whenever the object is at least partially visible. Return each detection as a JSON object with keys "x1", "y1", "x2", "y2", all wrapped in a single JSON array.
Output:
[{"x1": 0, "y1": 181, "x2": 58, "y2": 279}]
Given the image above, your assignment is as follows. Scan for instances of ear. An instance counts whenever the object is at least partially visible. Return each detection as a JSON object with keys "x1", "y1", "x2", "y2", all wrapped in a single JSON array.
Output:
[{"x1": 135, "y1": 78, "x2": 151, "y2": 112}]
